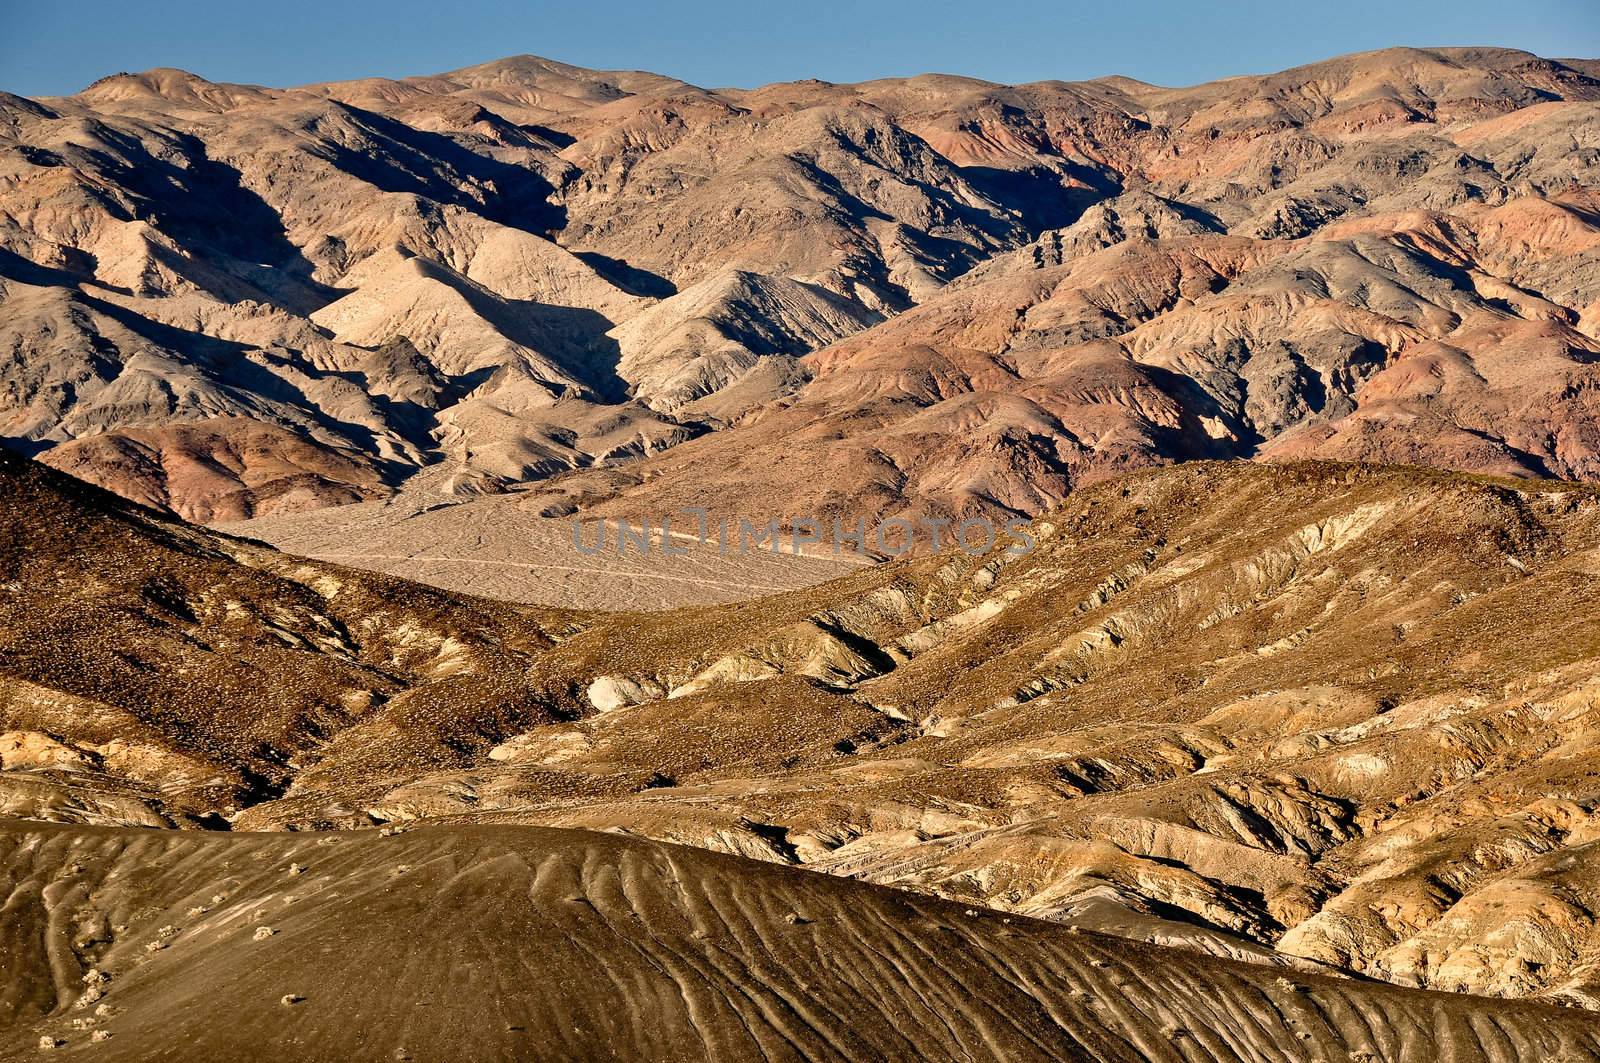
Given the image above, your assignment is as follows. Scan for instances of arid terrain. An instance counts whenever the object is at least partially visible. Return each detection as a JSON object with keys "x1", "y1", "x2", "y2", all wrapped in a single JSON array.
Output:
[
  {"x1": 8, "y1": 822, "x2": 1600, "y2": 1062},
  {"x1": 218, "y1": 465, "x2": 865, "y2": 610},
  {"x1": 6, "y1": 449, "x2": 1600, "y2": 1058},
  {"x1": 7, "y1": 41, "x2": 1600, "y2": 1062},
  {"x1": 4, "y1": 48, "x2": 1600, "y2": 532}
]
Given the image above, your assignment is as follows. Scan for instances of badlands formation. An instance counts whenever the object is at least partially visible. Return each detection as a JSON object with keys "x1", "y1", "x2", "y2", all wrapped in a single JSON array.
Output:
[
  {"x1": 6, "y1": 451, "x2": 1600, "y2": 1058},
  {"x1": 5, "y1": 41, "x2": 1600, "y2": 1062}
]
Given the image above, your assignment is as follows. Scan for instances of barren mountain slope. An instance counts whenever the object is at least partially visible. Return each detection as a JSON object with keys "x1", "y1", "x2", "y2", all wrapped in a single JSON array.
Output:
[
  {"x1": 38, "y1": 417, "x2": 389, "y2": 523},
  {"x1": 4, "y1": 48, "x2": 1600, "y2": 519},
  {"x1": 8, "y1": 822, "x2": 1598, "y2": 1063},
  {"x1": 13, "y1": 449, "x2": 1600, "y2": 1010},
  {"x1": 0, "y1": 447, "x2": 586, "y2": 825},
  {"x1": 568, "y1": 184, "x2": 1600, "y2": 530}
]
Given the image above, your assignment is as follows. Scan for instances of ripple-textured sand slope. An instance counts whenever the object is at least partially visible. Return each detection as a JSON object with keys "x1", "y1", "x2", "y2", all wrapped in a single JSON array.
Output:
[{"x1": 5, "y1": 822, "x2": 1599, "y2": 1063}]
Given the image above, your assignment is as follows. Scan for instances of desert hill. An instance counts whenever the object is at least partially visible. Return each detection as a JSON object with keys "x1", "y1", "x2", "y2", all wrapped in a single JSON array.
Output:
[
  {"x1": 8, "y1": 822, "x2": 1598, "y2": 1062},
  {"x1": 10, "y1": 43, "x2": 1600, "y2": 1059},
  {"x1": 3, "y1": 48, "x2": 1600, "y2": 522},
  {"x1": 11, "y1": 448, "x2": 1600, "y2": 1014},
  {"x1": 0, "y1": 446, "x2": 587, "y2": 824}
]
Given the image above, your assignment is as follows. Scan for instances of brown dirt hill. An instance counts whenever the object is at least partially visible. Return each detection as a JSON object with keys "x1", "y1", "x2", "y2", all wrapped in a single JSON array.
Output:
[
  {"x1": 4, "y1": 821, "x2": 1599, "y2": 1062},
  {"x1": 0, "y1": 446, "x2": 582, "y2": 824},
  {"x1": 410, "y1": 460, "x2": 1600, "y2": 1006}
]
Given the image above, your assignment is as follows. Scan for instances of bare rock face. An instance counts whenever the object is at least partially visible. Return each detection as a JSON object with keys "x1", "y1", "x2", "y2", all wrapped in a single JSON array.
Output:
[
  {"x1": 4, "y1": 47, "x2": 1600, "y2": 522},
  {"x1": 586, "y1": 675, "x2": 664, "y2": 713}
]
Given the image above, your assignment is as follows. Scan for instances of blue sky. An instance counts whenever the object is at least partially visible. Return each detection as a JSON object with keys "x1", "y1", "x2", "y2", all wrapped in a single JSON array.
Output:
[{"x1": 4, "y1": 0, "x2": 1598, "y2": 97}]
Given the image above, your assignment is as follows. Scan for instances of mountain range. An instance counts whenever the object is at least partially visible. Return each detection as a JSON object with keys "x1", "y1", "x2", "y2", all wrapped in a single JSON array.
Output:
[{"x1": 5, "y1": 47, "x2": 1600, "y2": 528}]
